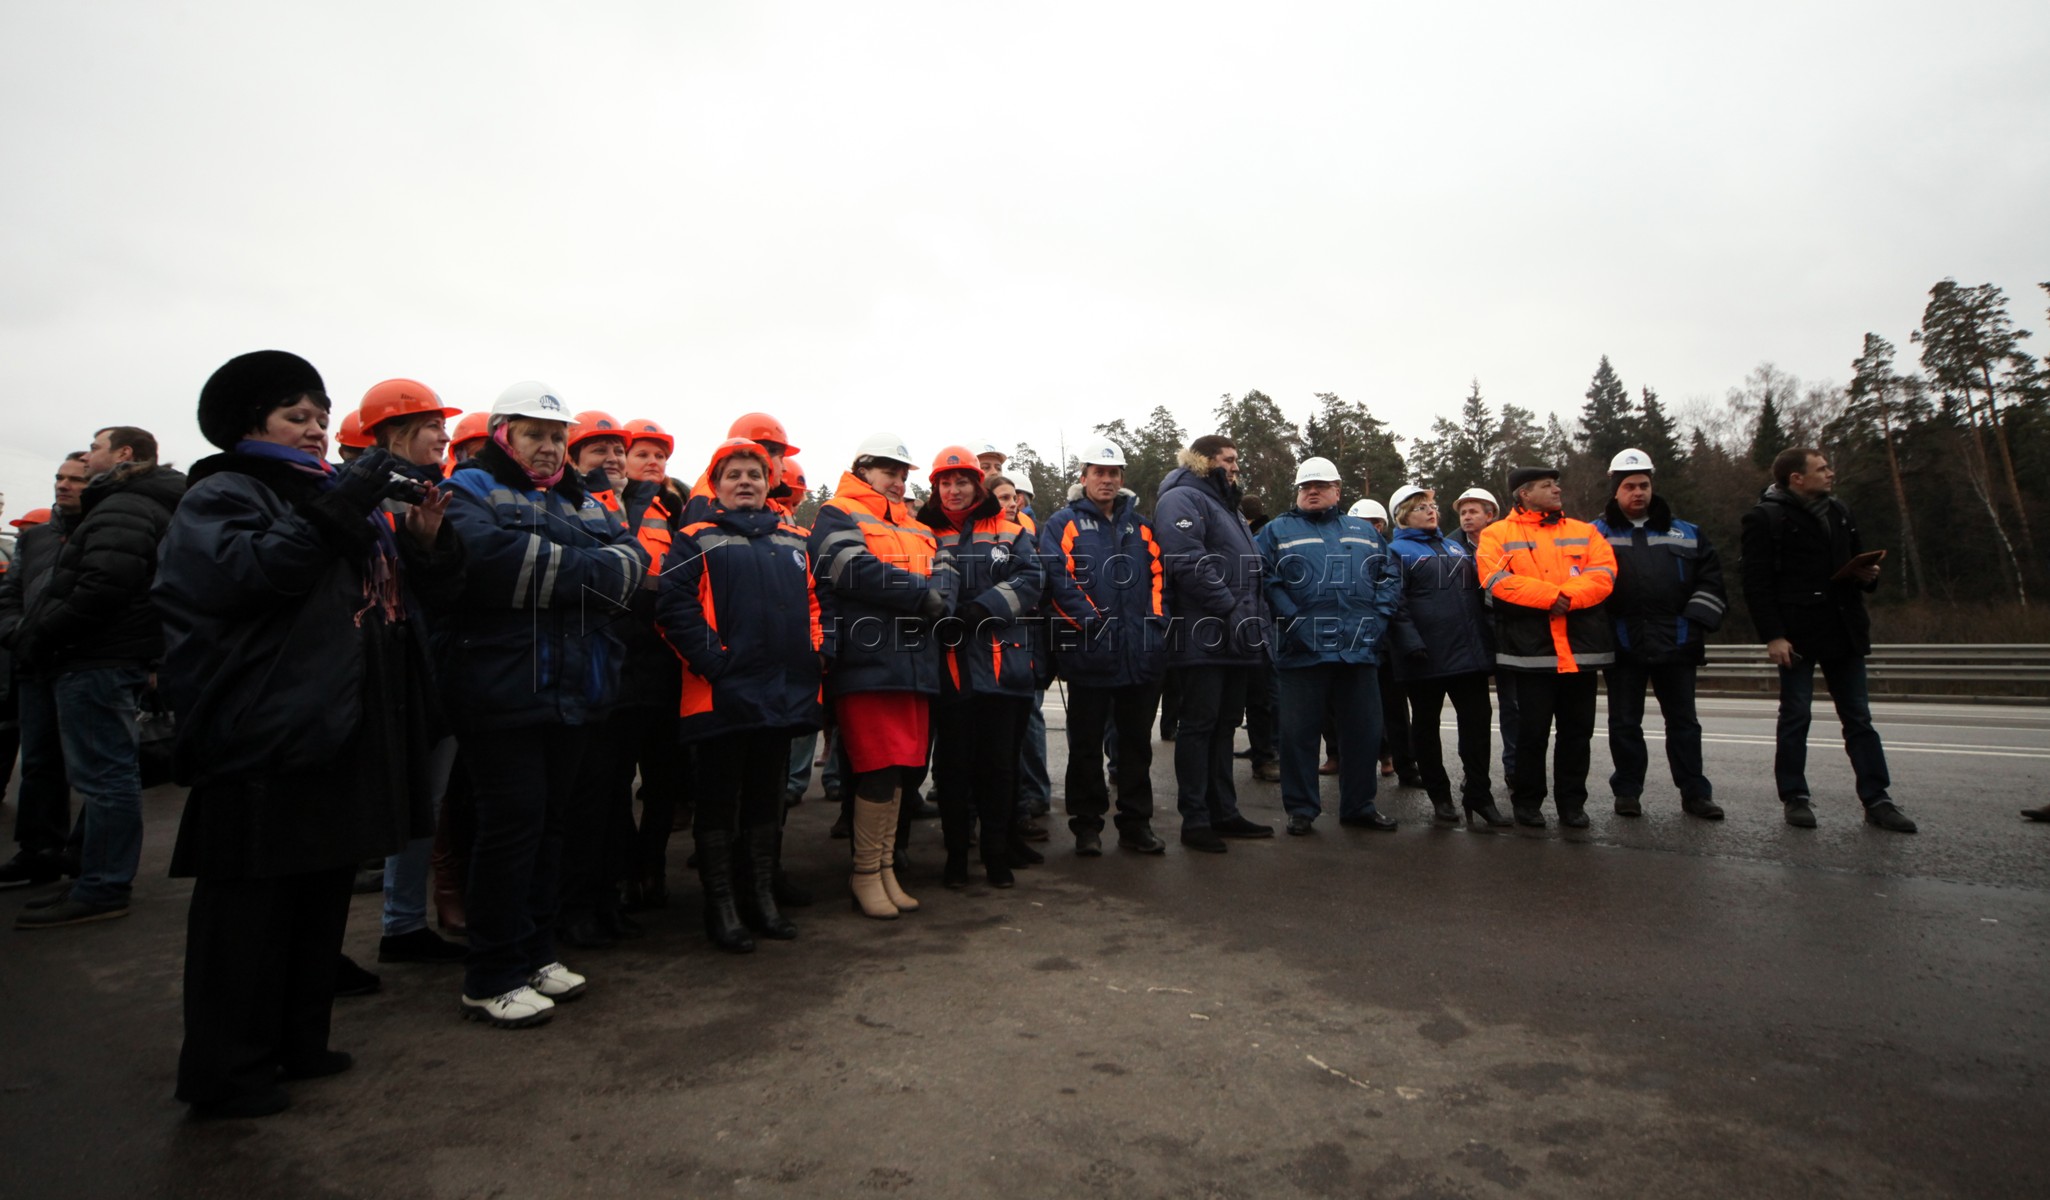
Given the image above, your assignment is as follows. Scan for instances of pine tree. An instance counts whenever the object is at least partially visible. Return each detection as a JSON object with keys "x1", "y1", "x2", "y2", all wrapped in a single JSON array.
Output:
[
  {"x1": 1749, "y1": 392, "x2": 1786, "y2": 469},
  {"x1": 1213, "y1": 389, "x2": 1299, "y2": 516},
  {"x1": 1636, "y1": 386, "x2": 1684, "y2": 471},
  {"x1": 1845, "y1": 332, "x2": 1928, "y2": 598},
  {"x1": 1298, "y1": 391, "x2": 1406, "y2": 505},
  {"x1": 1491, "y1": 404, "x2": 1546, "y2": 490},
  {"x1": 1576, "y1": 355, "x2": 1638, "y2": 466},
  {"x1": 1914, "y1": 279, "x2": 2036, "y2": 561}
]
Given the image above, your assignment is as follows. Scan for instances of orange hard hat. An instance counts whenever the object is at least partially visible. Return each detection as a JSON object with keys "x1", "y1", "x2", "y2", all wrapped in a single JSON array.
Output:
[
  {"x1": 448, "y1": 411, "x2": 491, "y2": 447},
  {"x1": 8, "y1": 507, "x2": 52, "y2": 529},
  {"x1": 359, "y1": 378, "x2": 462, "y2": 434},
  {"x1": 567, "y1": 410, "x2": 628, "y2": 452},
  {"x1": 622, "y1": 418, "x2": 673, "y2": 454},
  {"x1": 727, "y1": 412, "x2": 799, "y2": 456},
  {"x1": 706, "y1": 437, "x2": 771, "y2": 481},
  {"x1": 780, "y1": 457, "x2": 807, "y2": 491},
  {"x1": 335, "y1": 408, "x2": 374, "y2": 449},
  {"x1": 929, "y1": 444, "x2": 981, "y2": 479}
]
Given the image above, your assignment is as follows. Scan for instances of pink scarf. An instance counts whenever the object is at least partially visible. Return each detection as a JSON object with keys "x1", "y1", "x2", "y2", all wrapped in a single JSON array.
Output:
[{"x1": 492, "y1": 426, "x2": 565, "y2": 489}]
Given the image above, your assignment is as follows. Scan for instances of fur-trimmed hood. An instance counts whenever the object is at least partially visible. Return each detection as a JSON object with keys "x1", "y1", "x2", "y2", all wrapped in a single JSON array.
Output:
[{"x1": 1065, "y1": 483, "x2": 1139, "y2": 503}]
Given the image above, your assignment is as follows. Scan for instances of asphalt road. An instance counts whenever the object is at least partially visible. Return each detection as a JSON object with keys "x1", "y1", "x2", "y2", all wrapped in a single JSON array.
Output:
[{"x1": 2, "y1": 693, "x2": 2046, "y2": 1199}]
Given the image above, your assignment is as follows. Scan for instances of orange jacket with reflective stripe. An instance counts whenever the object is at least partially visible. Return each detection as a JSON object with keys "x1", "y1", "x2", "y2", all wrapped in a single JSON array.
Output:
[
  {"x1": 1475, "y1": 506, "x2": 1617, "y2": 673},
  {"x1": 808, "y1": 472, "x2": 948, "y2": 697}
]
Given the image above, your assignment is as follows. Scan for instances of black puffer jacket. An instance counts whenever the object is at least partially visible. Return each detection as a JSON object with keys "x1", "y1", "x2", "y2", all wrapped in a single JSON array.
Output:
[
  {"x1": 1739, "y1": 485, "x2": 1873, "y2": 661},
  {"x1": 0, "y1": 514, "x2": 69, "y2": 658},
  {"x1": 1594, "y1": 495, "x2": 1727, "y2": 666},
  {"x1": 12, "y1": 464, "x2": 185, "y2": 674}
]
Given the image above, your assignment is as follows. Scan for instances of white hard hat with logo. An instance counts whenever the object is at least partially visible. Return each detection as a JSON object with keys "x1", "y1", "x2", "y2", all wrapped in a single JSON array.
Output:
[
  {"x1": 1608, "y1": 448, "x2": 1656, "y2": 475},
  {"x1": 1388, "y1": 484, "x2": 1432, "y2": 516},
  {"x1": 1348, "y1": 498, "x2": 1389, "y2": 523},
  {"x1": 855, "y1": 432, "x2": 918, "y2": 468},
  {"x1": 1078, "y1": 440, "x2": 1127, "y2": 468},
  {"x1": 974, "y1": 440, "x2": 1008, "y2": 462},
  {"x1": 491, "y1": 380, "x2": 574, "y2": 425},
  {"x1": 1454, "y1": 486, "x2": 1498, "y2": 511},
  {"x1": 1293, "y1": 456, "x2": 1342, "y2": 486}
]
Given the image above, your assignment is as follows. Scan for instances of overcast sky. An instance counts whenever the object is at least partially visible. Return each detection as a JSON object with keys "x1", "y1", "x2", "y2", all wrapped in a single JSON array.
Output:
[{"x1": 3, "y1": 1, "x2": 2045, "y2": 519}]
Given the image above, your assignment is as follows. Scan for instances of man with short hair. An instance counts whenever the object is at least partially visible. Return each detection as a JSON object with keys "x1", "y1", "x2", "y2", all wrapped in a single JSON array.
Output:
[
  {"x1": 1593, "y1": 449, "x2": 1726, "y2": 820},
  {"x1": 13, "y1": 427, "x2": 186, "y2": 926},
  {"x1": 1476, "y1": 465, "x2": 1616, "y2": 829},
  {"x1": 1741, "y1": 447, "x2": 1913, "y2": 833},
  {"x1": 0, "y1": 453, "x2": 88, "y2": 887},
  {"x1": 1450, "y1": 488, "x2": 1497, "y2": 555},
  {"x1": 1154, "y1": 434, "x2": 1274, "y2": 852}
]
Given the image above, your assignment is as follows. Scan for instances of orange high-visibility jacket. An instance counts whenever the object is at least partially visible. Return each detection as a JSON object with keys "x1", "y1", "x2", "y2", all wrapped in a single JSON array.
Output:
[{"x1": 1475, "y1": 506, "x2": 1617, "y2": 673}]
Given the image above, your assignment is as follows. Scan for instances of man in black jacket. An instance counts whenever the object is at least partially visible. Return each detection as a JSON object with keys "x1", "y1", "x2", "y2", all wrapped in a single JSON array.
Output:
[
  {"x1": 13, "y1": 426, "x2": 187, "y2": 927},
  {"x1": 1592, "y1": 449, "x2": 1726, "y2": 820},
  {"x1": 0, "y1": 453, "x2": 88, "y2": 887},
  {"x1": 1739, "y1": 447, "x2": 1913, "y2": 833}
]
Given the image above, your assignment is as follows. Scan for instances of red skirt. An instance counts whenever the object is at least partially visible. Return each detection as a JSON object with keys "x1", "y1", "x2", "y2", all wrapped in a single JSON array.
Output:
[{"x1": 835, "y1": 692, "x2": 931, "y2": 774}]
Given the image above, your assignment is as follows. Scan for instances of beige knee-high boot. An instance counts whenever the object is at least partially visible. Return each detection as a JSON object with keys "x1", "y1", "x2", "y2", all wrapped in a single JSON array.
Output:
[
  {"x1": 849, "y1": 799, "x2": 899, "y2": 920},
  {"x1": 877, "y1": 790, "x2": 920, "y2": 913}
]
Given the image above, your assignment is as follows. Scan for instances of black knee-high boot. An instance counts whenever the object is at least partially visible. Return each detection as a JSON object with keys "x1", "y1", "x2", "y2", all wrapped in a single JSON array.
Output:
[{"x1": 694, "y1": 830, "x2": 754, "y2": 953}]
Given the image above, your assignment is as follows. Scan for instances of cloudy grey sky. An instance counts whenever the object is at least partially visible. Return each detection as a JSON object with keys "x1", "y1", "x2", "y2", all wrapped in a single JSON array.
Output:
[{"x1": 2, "y1": 1, "x2": 2045, "y2": 517}]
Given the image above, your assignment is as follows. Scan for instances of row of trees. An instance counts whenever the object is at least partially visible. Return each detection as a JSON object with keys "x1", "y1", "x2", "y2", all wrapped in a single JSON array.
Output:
[{"x1": 797, "y1": 277, "x2": 2049, "y2": 635}]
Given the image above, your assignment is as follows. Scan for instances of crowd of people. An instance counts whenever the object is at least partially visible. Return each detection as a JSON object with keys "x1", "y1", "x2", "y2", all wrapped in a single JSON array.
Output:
[{"x1": 3, "y1": 347, "x2": 2013, "y2": 1122}]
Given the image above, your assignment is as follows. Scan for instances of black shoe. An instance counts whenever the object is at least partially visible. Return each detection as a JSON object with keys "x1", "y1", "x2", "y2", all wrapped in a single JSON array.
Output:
[
  {"x1": 1007, "y1": 839, "x2": 1044, "y2": 867},
  {"x1": 351, "y1": 867, "x2": 384, "y2": 895},
  {"x1": 1015, "y1": 816, "x2": 1050, "y2": 842},
  {"x1": 943, "y1": 851, "x2": 971, "y2": 889},
  {"x1": 1681, "y1": 796, "x2": 1725, "y2": 821},
  {"x1": 1252, "y1": 760, "x2": 1282, "y2": 783},
  {"x1": 190, "y1": 1086, "x2": 291, "y2": 1120},
  {"x1": 1512, "y1": 805, "x2": 1547, "y2": 828},
  {"x1": 983, "y1": 857, "x2": 1016, "y2": 889},
  {"x1": 783, "y1": 790, "x2": 804, "y2": 809},
  {"x1": 0, "y1": 849, "x2": 63, "y2": 890},
  {"x1": 1339, "y1": 811, "x2": 1398, "y2": 831},
  {"x1": 1215, "y1": 815, "x2": 1274, "y2": 839},
  {"x1": 1430, "y1": 798, "x2": 1460, "y2": 823},
  {"x1": 905, "y1": 792, "x2": 939, "y2": 821},
  {"x1": 22, "y1": 887, "x2": 71, "y2": 910},
  {"x1": 333, "y1": 954, "x2": 381, "y2": 997},
  {"x1": 1397, "y1": 771, "x2": 1425, "y2": 789},
  {"x1": 1464, "y1": 800, "x2": 1512, "y2": 828},
  {"x1": 1784, "y1": 797, "x2": 1817, "y2": 829},
  {"x1": 829, "y1": 808, "x2": 852, "y2": 840},
  {"x1": 1117, "y1": 828, "x2": 1167, "y2": 855},
  {"x1": 597, "y1": 906, "x2": 645, "y2": 940},
  {"x1": 558, "y1": 916, "x2": 616, "y2": 950},
  {"x1": 1864, "y1": 802, "x2": 1918, "y2": 834},
  {"x1": 2023, "y1": 804, "x2": 2050, "y2": 823},
  {"x1": 1180, "y1": 828, "x2": 1228, "y2": 854},
  {"x1": 1559, "y1": 808, "x2": 1590, "y2": 830},
  {"x1": 1074, "y1": 830, "x2": 1103, "y2": 858},
  {"x1": 1613, "y1": 794, "x2": 1643, "y2": 817},
  {"x1": 13, "y1": 894, "x2": 129, "y2": 929},
  {"x1": 378, "y1": 928, "x2": 468, "y2": 964},
  {"x1": 1285, "y1": 814, "x2": 1315, "y2": 836},
  {"x1": 280, "y1": 1050, "x2": 354, "y2": 1081}
]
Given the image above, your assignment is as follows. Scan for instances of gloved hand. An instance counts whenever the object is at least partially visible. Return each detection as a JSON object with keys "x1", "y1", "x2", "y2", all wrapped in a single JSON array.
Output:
[
  {"x1": 331, "y1": 448, "x2": 400, "y2": 513},
  {"x1": 1405, "y1": 646, "x2": 1431, "y2": 668},
  {"x1": 916, "y1": 588, "x2": 948, "y2": 623},
  {"x1": 959, "y1": 601, "x2": 994, "y2": 630}
]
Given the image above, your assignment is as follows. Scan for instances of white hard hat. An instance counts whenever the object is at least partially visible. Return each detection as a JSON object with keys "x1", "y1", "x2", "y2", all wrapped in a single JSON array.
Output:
[
  {"x1": 1388, "y1": 484, "x2": 1432, "y2": 516},
  {"x1": 1348, "y1": 498, "x2": 1389, "y2": 523},
  {"x1": 1078, "y1": 440, "x2": 1127, "y2": 468},
  {"x1": 1454, "y1": 487, "x2": 1498, "y2": 511},
  {"x1": 1608, "y1": 448, "x2": 1655, "y2": 476},
  {"x1": 490, "y1": 380, "x2": 574, "y2": 425},
  {"x1": 1293, "y1": 456, "x2": 1342, "y2": 486},
  {"x1": 974, "y1": 440, "x2": 1008, "y2": 462},
  {"x1": 854, "y1": 432, "x2": 918, "y2": 469}
]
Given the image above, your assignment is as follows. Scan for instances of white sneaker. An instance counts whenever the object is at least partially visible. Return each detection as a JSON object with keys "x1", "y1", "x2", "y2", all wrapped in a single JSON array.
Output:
[
  {"x1": 459, "y1": 985, "x2": 555, "y2": 1028},
  {"x1": 529, "y1": 961, "x2": 587, "y2": 1002}
]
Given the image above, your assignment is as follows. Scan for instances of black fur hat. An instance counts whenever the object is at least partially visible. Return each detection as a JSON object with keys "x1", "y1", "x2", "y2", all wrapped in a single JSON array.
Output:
[{"x1": 197, "y1": 350, "x2": 328, "y2": 450}]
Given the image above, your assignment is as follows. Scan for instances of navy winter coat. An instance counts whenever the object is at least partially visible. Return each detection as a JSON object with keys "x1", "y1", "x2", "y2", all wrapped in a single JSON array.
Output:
[
  {"x1": 1388, "y1": 526, "x2": 1493, "y2": 680},
  {"x1": 1255, "y1": 506, "x2": 1403, "y2": 670},
  {"x1": 809, "y1": 471, "x2": 952, "y2": 699},
  {"x1": 657, "y1": 504, "x2": 823, "y2": 741},
  {"x1": 1594, "y1": 495, "x2": 1727, "y2": 666},
  {"x1": 11, "y1": 463, "x2": 185, "y2": 674},
  {"x1": 1038, "y1": 488, "x2": 1167, "y2": 689},
  {"x1": 441, "y1": 440, "x2": 648, "y2": 731},
  {"x1": 1154, "y1": 459, "x2": 1271, "y2": 667},
  {"x1": 918, "y1": 492, "x2": 1046, "y2": 700}
]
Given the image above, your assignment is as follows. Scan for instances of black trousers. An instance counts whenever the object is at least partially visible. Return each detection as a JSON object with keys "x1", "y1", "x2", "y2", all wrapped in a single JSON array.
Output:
[
  {"x1": 1378, "y1": 661, "x2": 1415, "y2": 772},
  {"x1": 631, "y1": 710, "x2": 693, "y2": 881},
  {"x1": 1064, "y1": 682, "x2": 1161, "y2": 835},
  {"x1": 1243, "y1": 659, "x2": 1278, "y2": 764},
  {"x1": 1173, "y1": 666, "x2": 1249, "y2": 830},
  {"x1": 1157, "y1": 670, "x2": 1183, "y2": 739},
  {"x1": 463, "y1": 724, "x2": 589, "y2": 998},
  {"x1": 694, "y1": 728, "x2": 790, "y2": 837},
  {"x1": 933, "y1": 695, "x2": 1029, "y2": 860},
  {"x1": 176, "y1": 864, "x2": 353, "y2": 1106},
  {"x1": 562, "y1": 710, "x2": 653, "y2": 923},
  {"x1": 1606, "y1": 661, "x2": 1711, "y2": 801},
  {"x1": 1405, "y1": 671, "x2": 1495, "y2": 805},
  {"x1": 1508, "y1": 671, "x2": 1598, "y2": 813}
]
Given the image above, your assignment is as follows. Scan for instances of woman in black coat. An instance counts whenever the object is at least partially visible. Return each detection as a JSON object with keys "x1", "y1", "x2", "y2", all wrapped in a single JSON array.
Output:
[{"x1": 154, "y1": 351, "x2": 464, "y2": 1118}]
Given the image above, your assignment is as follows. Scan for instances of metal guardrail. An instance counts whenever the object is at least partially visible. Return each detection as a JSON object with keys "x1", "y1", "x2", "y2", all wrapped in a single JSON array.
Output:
[{"x1": 1699, "y1": 643, "x2": 2050, "y2": 691}]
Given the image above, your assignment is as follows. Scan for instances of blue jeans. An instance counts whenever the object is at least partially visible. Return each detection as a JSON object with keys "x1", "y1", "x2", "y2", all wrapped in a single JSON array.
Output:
[
  {"x1": 786, "y1": 732, "x2": 818, "y2": 799},
  {"x1": 1276, "y1": 663, "x2": 1382, "y2": 821},
  {"x1": 382, "y1": 737, "x2": 460, "y2": 937},
  {"x1": 1015, "y1": 690, "x2": 1051, "y2": 818},
  {"x1": 1775, "y1": 656, "x2": 1891, "y2": 805},
  {"x1": 53, "y1": 666, "x2": 147, "y2": 905}
]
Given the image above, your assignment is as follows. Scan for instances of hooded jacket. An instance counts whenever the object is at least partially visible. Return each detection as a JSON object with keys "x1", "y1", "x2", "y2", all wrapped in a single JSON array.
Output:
[
  {"x1": 1038, "y1": 485, "x2": 1167, "y2": 689},
  {"x1": 809, "y1": 471, "x2": 951, "y2": 699},
  {"x1": 11, "y1": 463, "x2": 185, "y2": 674},
  {"x1": 657, "y1": 503, "x2": 823, "y2": 741},
  {"x1": 1388, "y1": 525, "x2": 1494, "y2": 681},
  {"x1": 1255, "y1": 505, "x2": 1403, "y2": 670},
  {"x1": 0, "y1": 513, "x2": 69, "y2": 661},
  {"x1": 154, "y1": 450, "x2": 459, "y2": 879},
  {"x1": 1739, "y1": 484, "x2": 1873, "y2": 661},
  {"x1": 917, "y1": 491, "x2": 1046, "y2": 700},
  {"x1": 1593, "y1": 494, "x2": 1727, "y2": 665},
  {"x1": 1476, "y1": 505, "x2": 1617, "y2": 673},
  {"x1": 440, "y1": 439, "x2": 648, "y2": 730},
  {"x1": 1153, "y1": 451, "x2": 1271, "y2": 667}
]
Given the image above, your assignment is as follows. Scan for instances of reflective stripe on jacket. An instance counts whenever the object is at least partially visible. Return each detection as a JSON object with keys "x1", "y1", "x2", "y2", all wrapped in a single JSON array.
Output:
[
  {"x1": 808, "y1": 471, "x2": 949, "y2": 698},
  {"x1": 1592, "y1": 496, "x2": 1726, "y2": 665},
  {"x1": 1475, "y1": 507, "x2": 1617, "y2": 673},
  {"x1": 1037, "y1": 489, "x2": 1166, "y2": 689},
  {"x1": 927, "y1": 499, "x2": 1045, "y2": 699},
  {"x1": 1255, "y1": 507, "x2": 1401, "y2": 669}
]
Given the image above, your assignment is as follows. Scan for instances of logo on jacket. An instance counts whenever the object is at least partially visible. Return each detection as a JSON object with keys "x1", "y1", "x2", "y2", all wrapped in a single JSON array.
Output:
[
  {"x1": 990, "y1": 544, "x2": 1010, "y2": 562},
  {"x1": 1174, "y1": 518, "x2": 1193, "y2": 530},
  {"x1": 791, "y1": 549, "x2": 805, "y2": 570}
]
